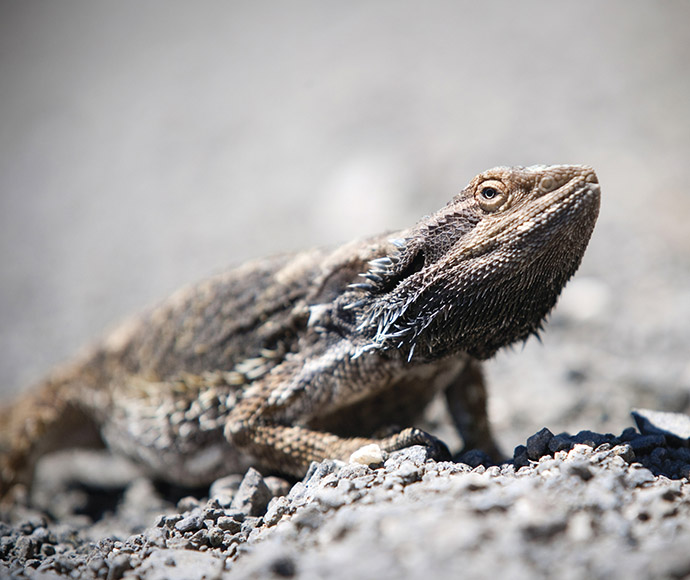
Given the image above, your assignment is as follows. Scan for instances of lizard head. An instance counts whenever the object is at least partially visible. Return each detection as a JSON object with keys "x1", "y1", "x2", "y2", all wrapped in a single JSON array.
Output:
[{"x1": 349, "y1": 165, "x2": 601, "y2": 361}]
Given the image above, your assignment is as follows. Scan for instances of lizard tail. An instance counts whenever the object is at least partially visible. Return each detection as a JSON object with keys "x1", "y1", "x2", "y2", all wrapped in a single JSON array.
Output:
[{"x1": 0, "y1": 362, "x2": 104, "y2": 501}]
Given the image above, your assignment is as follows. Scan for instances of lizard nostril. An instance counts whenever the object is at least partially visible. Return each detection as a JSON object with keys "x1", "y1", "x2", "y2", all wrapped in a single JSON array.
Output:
[{"x1": 539, "y1": 176, "x2": 555, "y2": 192}]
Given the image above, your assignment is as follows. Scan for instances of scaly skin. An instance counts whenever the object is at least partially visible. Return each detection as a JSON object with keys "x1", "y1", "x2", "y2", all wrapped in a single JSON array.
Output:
[{"x1": 0, "y1": 165, "x2": 600, "y2": 498}]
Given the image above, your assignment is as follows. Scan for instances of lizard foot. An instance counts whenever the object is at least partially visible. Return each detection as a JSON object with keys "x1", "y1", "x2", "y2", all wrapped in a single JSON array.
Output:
[{"x1": 377, "y1": 427, "x2": 451, "y2": 462}]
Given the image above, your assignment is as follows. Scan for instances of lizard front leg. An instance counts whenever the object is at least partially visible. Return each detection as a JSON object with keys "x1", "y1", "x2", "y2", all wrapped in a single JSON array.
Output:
[
  {"x1": 224, "y1": 346, "x2": 451, "y2": 477},
  {"x1": 225, "y1": 421, "x2": 450, "y2": 478},
  {"x1": 444, "y1": 358, "x2": 502, "y2": 461}
]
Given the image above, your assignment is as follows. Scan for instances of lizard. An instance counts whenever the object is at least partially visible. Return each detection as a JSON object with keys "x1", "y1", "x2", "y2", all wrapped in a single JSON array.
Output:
[{"x1": 0, "y1": 164, "x2": 600, "y2": 498}]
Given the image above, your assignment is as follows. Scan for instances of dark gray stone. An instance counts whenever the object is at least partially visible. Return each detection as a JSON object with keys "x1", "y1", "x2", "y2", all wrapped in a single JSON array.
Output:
[
  {"x1": 264, "y1": 496, "x2": 292, "y2": 527},
  {"x1": 632, "y1": 409, "x2": 690, "y2": 445},
  {"x1": 649, "y1": 446, "x2": 668, "y2": 466},
  {"x1": 240, "y1": 517, "x2": 262, "y2": 537},
  {"x1": 573, "y1": 430, "x2": 611, "y2": 447},
  {"x1": 458, "y1": 449, "x2": 494, "y2": 468},
  {"x1": 207, "y1": 528, "x2": 224, "y2": 548},
  {"x1": 174, "y1": 513, "x2": 204, "y2": 533},
  {"x1": 610, "y1": 443, "x2": 636, "y2": 463},
  {"x1": 620, "y1": 427, "x2": 639, "y2": 442},
  {"x1": 202, "y1": 506, "x2": 226, "y2": 522},
  {"x1": 672, "y1": 446, "x2": 690, "y2": 462},
  {"x1": 164, "y1": 514, "x2": 183, "y2": 529},
  {"x1": 629, "y1": 434, "x2": 666, "y2": 454},
  {"x1": 512, "y1": 445, "x2": 530, "y2": 469},
  {"x1": 526, "y1": 428, "x2": 554, "y2": 460},
  {"x1": 217, "y1": 516, "x2": 242, "y2": 534},
  {"x1": 303, "y1": 460, "x2": 341, "y2": 486},
  {"x1": 231, "y1": 467, "x2": 273, "y2": 517},
  {"x1": 548, "y1": 434, "x2": 574, "y2": 454},
  {"x1": 188, "y1": 528, "x2": 209, "y2": 547}
]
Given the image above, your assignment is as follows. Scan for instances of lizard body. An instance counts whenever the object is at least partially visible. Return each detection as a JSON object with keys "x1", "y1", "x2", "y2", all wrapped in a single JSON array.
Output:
[{"x1": 0, "y1": 165, "x2": 600, "y2": 495}]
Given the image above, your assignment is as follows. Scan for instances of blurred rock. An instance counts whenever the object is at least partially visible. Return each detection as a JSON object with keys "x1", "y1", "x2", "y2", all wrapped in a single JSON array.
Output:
[{"x1": 632, "y1": 408, "x2": 690, "y2": 445}]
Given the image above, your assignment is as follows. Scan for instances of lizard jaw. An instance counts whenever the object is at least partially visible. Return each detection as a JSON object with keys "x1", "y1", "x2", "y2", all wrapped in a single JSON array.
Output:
[{"x1": 353, "y1": 165, "x2": 601, "y2": 362}]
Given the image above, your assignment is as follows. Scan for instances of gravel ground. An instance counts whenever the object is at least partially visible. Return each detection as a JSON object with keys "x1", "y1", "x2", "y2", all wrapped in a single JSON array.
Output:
[
  {"x1": 2, "y1": 413, "x2": 690, "y2": 580},
  {"x1": 1, "y1": 2, "x2": 689, "y2": 579}
]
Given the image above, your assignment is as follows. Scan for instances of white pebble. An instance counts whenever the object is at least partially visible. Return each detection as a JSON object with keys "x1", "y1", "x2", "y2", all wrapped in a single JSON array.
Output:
[{"x1": 349, "y1": 444, "x2": 384, "y2": 466}]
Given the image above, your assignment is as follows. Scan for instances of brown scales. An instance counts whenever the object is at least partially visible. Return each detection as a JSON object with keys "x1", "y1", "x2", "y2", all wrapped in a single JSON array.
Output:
[{"x1": 0, "y1": 165, "x2": 601, "y2": 498}]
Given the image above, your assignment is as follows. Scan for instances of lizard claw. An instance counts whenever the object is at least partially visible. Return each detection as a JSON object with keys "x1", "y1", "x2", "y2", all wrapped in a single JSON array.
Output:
[{"x1": 379, "y1": 427, "x2": 451, "y2": 462}]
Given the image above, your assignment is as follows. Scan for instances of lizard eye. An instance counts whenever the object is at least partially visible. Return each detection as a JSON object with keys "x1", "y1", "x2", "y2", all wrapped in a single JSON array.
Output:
[{"x1": 476, "y1": 180, "x2": 508, "y2": 212}]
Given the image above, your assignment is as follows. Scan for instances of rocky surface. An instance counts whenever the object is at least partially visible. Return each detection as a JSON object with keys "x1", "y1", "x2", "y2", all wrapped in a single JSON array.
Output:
[
  {"x1": 1, "y1": 3, "x2": 689, "y2": 580},
  {"x1": 2, "y1": 411, "x2": 689, "y2": 580}
]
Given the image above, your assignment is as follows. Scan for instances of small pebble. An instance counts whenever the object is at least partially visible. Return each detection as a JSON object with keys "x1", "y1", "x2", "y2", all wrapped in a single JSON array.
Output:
[
  {"x1": 526, "y1": 427, "x2": 554, "y2": 460},
  {"x1": 349, "y1": 444, "x2": 385, "y2": 467},
  {"x1": 175, "y1": 514, "x2": 203, "y2": 533},
  {"x1": 231, "y1": 468, "x2": 273, "y2": 517}
]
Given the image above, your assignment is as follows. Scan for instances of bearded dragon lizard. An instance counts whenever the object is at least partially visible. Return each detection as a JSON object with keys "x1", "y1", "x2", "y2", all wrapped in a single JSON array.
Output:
[{"x1": 0, "y1": 165, "x2": 600, "y2": 496}]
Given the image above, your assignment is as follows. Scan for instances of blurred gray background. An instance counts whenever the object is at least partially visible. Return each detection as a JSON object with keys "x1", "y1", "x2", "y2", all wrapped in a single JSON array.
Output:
[{"x1": 1, "y1": 1, "x2": 689, "y2": 450}]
